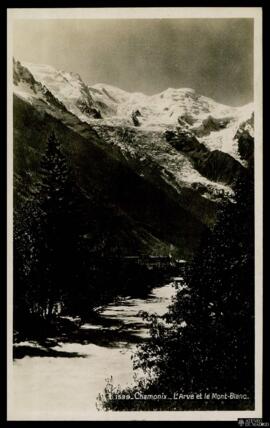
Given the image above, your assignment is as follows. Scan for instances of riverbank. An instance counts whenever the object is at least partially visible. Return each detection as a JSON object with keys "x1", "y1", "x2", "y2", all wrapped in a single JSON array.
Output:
[
  {"x1": 10, "y1": 282, "x2": 177, "y2": 419},
  {"x1": 14, "y1": 257, "x2": 184, "y2": 344}
]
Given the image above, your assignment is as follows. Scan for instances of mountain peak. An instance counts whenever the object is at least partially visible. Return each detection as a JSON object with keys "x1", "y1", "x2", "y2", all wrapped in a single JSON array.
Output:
[{"x1": 13, "y1": 59, "x2": 254, "y2": 162}]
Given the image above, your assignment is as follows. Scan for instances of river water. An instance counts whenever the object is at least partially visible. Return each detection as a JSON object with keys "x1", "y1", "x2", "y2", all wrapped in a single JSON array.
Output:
[{"x1": 10, "y1": 282, "x2": 177, "y2": 420}]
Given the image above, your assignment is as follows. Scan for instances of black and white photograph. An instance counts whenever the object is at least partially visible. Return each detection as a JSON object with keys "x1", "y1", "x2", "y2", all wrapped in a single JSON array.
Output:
[{"x1": 7, "y1": 7, "x2": 263, "y2": 421}]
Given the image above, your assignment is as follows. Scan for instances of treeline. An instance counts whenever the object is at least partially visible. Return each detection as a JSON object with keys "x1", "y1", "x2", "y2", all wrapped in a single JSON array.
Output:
[
  {"x1": 13, "y1": 132, "x2": 170, "y2": 341},
  {"x1": 98, "y1": 140, "x2": 255, "y2": 410}
]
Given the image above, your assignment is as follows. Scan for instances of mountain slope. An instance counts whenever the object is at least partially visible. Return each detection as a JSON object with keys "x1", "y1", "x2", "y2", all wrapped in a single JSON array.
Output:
[
  {"x1": 14, "y1": 94, "x2": 208, "y2": 258},
  {"x1": 13, "y1": 59, "x2": 254, "y2": 258}
]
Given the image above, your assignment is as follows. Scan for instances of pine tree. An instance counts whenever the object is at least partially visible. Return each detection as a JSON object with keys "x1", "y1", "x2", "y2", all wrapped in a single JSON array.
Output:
[
  {"x1": 164, "y1": 169, "x2": 254, "y2": 402},
  {"x1": 36, "y1": 131, "x2": 95, "y2": 319},
  {"x1": 155, "y1": 170, "x2": 253, "y2": 407},
  {"x1": 14, "y1": 131, "x2": 92, "y2": 329}
]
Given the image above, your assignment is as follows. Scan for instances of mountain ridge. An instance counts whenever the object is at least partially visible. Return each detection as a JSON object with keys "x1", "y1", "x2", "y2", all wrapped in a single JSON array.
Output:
[{"x1": 13, "y1": 58, "x2": 254, "y2": 258}]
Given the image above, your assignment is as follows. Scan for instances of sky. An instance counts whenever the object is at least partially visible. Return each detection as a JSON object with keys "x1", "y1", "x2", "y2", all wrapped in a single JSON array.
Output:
[{"x1": 13, "y1": 18, "x2": 253, "y2": 106}]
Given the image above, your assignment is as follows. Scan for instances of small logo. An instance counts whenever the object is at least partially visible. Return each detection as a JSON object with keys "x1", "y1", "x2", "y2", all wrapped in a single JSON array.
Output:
[{"x1": 238, "y1": 419, "x2": 269, "y2": 427}]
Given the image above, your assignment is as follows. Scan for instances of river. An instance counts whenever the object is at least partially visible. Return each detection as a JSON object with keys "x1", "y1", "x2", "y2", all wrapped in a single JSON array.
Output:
[{"x1": 10, "y1": 281, "x2": 177, "y2": 420}]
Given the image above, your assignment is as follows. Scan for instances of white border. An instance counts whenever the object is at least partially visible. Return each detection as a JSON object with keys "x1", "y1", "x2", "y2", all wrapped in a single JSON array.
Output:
[
  {"x1": 7, "y1": 7, "x2": 263, "y2": 421},
  {"x1": 7, "y1": 7, "x2": 262, "y2": 19}
]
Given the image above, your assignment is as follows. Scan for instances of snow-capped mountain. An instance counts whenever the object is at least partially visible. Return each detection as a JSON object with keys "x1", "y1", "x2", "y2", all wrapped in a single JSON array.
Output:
[
  {"x1": 13, "y1": 59, "x2": 254, "y2": 256},
  {"x1": 89, "y1": 82, "x2": 253, "y2": 163},
  {"x1": 14, "y1": 60, "x2": 102, "y2": 120},
  {"x1": 15, "y1": 60, "x2": 253, "y2": 162}
]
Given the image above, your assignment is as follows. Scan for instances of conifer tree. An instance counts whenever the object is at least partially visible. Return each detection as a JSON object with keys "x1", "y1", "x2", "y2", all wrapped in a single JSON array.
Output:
[
  {"x1": 36, "y1": 131, "x2": 73, "y2": 317},
  {"x1": 35, "y1": 131, "x2": 93, "y2": 319},
  {"x1": 14, "y1": 131, "x2": 91, "y2": 327}
]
